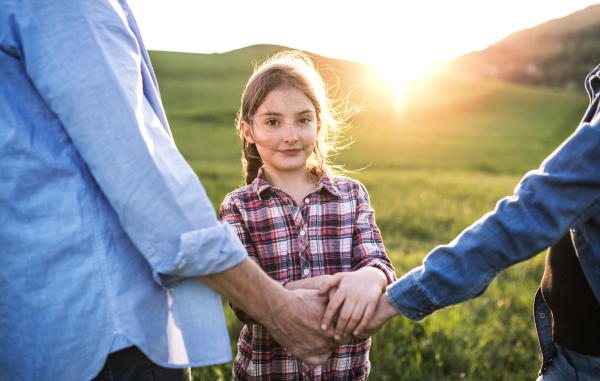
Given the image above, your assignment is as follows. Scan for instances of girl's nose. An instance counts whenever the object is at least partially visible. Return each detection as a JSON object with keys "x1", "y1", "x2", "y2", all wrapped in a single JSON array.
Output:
[{"x1": 282, "y1": 123, "x2": 299, "y2": 143}]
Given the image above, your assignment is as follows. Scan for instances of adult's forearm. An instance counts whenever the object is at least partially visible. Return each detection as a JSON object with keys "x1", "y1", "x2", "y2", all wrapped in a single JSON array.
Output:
[
  {"x1": 198, "y1": 258, "x2": 336, "y2": 367},
  {"x1": 197, "y1": 258, "x2": 283, "y2": 327}
]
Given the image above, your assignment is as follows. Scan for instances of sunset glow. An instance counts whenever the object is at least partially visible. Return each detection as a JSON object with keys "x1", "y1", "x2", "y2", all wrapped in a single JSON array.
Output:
[{"x1": 127, "y1": 0, "x2": 600, "y2": 106}]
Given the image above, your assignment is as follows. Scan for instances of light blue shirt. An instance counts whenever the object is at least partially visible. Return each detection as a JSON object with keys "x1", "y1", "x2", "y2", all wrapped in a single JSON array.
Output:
[{"x1": 0, "y1": 1, "x2": 248, "y2": 380}]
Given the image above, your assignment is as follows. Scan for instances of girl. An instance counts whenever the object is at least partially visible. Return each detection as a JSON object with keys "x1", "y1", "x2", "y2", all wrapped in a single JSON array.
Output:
[{"x1": 220, "y1": 50, "x2": 396, "y2": 381}]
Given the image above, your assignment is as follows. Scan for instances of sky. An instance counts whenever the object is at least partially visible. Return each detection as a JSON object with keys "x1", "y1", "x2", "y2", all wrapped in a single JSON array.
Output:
[{"x1": 127, "y1": 0, "x2": 599, "y2": 88}]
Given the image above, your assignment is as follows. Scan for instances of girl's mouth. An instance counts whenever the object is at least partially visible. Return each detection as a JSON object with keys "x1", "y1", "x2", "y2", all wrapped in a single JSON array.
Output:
[{"x1": 279, "y1": 149, "x2": 301, "y2": 155}]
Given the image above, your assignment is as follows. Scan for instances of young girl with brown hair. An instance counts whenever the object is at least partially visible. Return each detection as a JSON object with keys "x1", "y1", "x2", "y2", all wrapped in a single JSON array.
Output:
[{"x1": 219, "y1": 50, "x2": 396, "y2": 380}]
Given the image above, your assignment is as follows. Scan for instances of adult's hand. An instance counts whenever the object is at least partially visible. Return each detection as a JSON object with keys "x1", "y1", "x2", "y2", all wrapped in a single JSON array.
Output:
[
  {"x1": 197, "y1": 258, "x2": 335, "y2": 367},
  {"x1": 265, "y1": 288, "x2": 335, "y2": 366}
]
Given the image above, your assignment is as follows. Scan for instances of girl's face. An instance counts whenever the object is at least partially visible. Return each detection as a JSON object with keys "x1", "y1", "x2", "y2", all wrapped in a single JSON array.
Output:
[{"x1": 242, "y1": 87, "x2": 318, "y2": 177}]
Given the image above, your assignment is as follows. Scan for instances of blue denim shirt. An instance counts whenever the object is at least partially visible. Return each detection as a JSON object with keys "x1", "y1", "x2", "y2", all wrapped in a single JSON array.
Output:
[
  {"x1": 0, "y1": 1, "x2": 247, "y2": 380},
  {"x1": 388, "y1": 65, "x2": 600, "y2": 374}
]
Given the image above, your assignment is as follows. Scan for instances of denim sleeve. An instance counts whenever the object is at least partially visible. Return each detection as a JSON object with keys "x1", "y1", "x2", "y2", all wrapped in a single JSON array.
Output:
[
  {"x1": 10, "y1": 0, "x2": 247, "y2": 288},
  {"x1": 388, "y1": 115, "x2": 600, "y2": 320}
]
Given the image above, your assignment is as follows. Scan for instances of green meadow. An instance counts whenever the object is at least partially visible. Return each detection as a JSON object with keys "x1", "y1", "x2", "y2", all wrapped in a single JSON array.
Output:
[{"x1": 148, "y1": 46, "x2": 589, "y2": 380}]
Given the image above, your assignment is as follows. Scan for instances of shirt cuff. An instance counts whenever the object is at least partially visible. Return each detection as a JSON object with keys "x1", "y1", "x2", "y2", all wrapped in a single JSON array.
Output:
[
  {"x1": 153, "y1": 221, "x2": 248, "y2": 289},
  {"x1": 354, "y1": 258, "x2": 397, "y2": 285},
  {"x1": 387, "y1": 267, "x2": 438, "y2": 321}
]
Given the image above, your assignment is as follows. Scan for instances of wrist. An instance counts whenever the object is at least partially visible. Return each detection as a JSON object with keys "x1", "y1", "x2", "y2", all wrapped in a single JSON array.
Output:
[
  {"x1": 359, "y1": 266, "x2": 388, "y2": 291},
  {"x1": 379, "y1": 292, "x2": 400, "y2": 321},
  {"x1": 259, "y1": 281, "x2": 289, "y2": 329}
]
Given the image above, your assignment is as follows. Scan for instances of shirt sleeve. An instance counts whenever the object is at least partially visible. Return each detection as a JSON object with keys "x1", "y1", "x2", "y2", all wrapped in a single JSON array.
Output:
[
  {"x1": 10, "y1": 0, "x2": 247, "y2": 288},
  {"x1": 388, "y1": 113, "x2": 600, "y2": 321},
  {"x1": 352, "y1": 182, "x2": 397, "y2": 285}
]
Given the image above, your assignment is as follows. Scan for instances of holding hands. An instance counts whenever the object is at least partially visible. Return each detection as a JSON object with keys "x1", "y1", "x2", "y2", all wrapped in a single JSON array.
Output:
[{"x1": 318, "y1": 267, "x2": 389, "y2": 341}]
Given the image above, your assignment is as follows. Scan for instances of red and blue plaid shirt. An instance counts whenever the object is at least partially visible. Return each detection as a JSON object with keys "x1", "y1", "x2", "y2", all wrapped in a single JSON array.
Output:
[{"x1": 220, "y1": 168, "x2": 396, "y2": 381}]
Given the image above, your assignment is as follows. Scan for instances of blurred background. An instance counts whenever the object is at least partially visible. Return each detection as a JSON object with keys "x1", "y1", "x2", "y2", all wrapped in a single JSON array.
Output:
[{"x1": 127, "y1": 1, "x2": 600, "y2": 380}]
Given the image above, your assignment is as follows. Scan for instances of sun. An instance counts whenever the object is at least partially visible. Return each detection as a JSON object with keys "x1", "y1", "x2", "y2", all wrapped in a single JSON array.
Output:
[{"x1": 376, "y1": 58, "x2": 432, "y2": 113}]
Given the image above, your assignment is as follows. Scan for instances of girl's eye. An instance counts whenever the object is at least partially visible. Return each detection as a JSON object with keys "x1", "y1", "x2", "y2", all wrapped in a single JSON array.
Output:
[
  {"x1": 299, "y1": 117, "x2": 311, "y2": 124},
  {"x1": 265, "y1": 119, "x2": 278, "y2": 126}
]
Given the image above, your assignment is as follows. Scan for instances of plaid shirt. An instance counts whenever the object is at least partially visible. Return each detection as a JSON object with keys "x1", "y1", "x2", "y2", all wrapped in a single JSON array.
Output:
[{"x1": 220, "y1": 168, "x2": 396, "y2": 381}]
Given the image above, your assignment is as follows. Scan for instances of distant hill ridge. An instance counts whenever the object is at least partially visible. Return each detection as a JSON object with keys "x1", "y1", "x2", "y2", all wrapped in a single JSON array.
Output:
[
  {"x1": 440, "y1": 4, "x2": 600, "y2": 89},
  {"x1": 220, "y1": 44, "x2": 380, "y2": 88}
]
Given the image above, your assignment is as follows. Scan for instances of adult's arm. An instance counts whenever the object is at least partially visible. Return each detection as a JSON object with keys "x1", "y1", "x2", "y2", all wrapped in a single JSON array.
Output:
[
  {"x1": 7, "y1": 1, "x2": 336, "y2": 365},
  {"x1": 8, "y1": 0, "x2": 247, "y2": 286},
  {"x1": 198, "y1": 259, "x2": 334, "y2": 366},
  {"x1": 388, "y1": 112, "x2": 600, "y2": 321}
]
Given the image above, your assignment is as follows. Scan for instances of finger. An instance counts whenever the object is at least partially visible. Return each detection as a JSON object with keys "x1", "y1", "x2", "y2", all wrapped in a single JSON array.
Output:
[
  {"x1": 343, "y1": 300, "x2": 367, "y2": 338},
  {"x1": 334, "y1": 301, "x2": 356, "y2": 341},
  {"x1": 328, "y1": 286, "x2": 338, "y2": 296},
  {"x1": 352, "y1": 302, "x2": 376, "y2": 337},
  {"x1": 326, "y1": 319, "x2": 336, "y2": 338},
  {"x1": 320, "y1": 292, "x2": 346, "y2": 331},
  {"x1": 327, "y1": 287, "x2": 338, "y2": 302},
  {"x1": 318, "y1": 274, "x2": 341, "y2": 295}
]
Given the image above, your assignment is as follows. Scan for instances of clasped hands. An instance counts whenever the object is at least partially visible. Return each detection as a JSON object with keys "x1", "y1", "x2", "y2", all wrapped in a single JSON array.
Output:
[
  {"x1": 274, "y1": 267, "x2": 399, "y2": 368},
  {"x1": 199, "y1": 259, "x2": 398, "y2": 370}
]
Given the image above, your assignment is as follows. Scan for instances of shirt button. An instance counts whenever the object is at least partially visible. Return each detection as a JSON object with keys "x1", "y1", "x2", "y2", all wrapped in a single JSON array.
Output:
[
  {"x1": 303, "y1": 268, "x2": 310, "y2": 276},
  {"x1": 417, "y1": 312, "x2": 424, "y2": 317},
  {"x1": 304, "y1": 198, "x2": 310, "y2": 204},
  {"x1": 123, "y1": 10, "x2": 129, "y2": 17},
  {"x1": 540, "y1": 313, "x2": 546, "y2": 319},
  {"x1": 299, "y1": 229, "x2": 306, "y2": 236}
]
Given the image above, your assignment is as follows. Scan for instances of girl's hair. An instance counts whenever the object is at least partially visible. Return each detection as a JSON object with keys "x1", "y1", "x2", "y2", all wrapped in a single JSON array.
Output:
[{"x1": 236, "y1": 50, "x2": 360, "y2": 185}]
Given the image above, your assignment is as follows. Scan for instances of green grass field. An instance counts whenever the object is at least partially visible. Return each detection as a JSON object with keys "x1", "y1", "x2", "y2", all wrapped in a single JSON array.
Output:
[{"x1": 148, "y1": 46, "x2": 589, "y2": 380}]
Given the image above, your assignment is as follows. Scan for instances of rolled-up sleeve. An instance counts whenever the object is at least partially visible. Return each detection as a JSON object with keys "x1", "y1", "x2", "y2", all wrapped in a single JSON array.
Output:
[
  {"x1": 352, "y1": 183, "x2": 397, "y2": 285},
  {"x1": 12, "y1": 0, "x2": 247, "y2": 288}
]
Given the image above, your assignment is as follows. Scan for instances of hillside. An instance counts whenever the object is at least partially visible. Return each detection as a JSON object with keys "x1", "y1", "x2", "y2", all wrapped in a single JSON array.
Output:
[
  {"x1": 150, "y1": 44, "x2": 389, "y2": 113},
  {"x1": 440, "y1": 3, "x2": 600, "y2": 90},
  {"x1": 148, "y1": 45, "x2": 588, "y2": 208}
]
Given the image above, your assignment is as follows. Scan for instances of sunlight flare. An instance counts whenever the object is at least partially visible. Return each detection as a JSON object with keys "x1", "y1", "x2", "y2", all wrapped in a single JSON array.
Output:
[{"x1": 377, "y1": 59, "x2": 431, "y2": 113}]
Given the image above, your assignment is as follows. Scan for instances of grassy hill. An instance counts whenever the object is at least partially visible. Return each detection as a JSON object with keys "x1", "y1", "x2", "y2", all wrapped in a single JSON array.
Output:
[
  {"x1": 440, "y1": 3, "x2": 600, "y2": 90},
  {"x1": 149, "y1": 46, "x2": 589, "y2": 380}
]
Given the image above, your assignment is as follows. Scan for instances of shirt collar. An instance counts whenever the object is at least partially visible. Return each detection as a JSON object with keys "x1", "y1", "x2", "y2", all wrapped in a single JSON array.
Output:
[{"x1": 252, "y1": 167, "x2": 342, "y2": 200}]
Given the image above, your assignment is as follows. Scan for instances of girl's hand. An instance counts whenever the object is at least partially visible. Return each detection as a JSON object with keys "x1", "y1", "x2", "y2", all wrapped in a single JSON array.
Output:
[
  {"x1": 318, "y1": 267, "x2": 387, "y2": 341},
  {"x1": 353, "y1": 292, "x2": 400, "y2": 340}
]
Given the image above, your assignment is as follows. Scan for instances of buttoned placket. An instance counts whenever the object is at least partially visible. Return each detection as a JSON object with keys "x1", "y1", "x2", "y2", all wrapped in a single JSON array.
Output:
[
  {"x1": 295, "y1": 195, "x2": 312, "y2": 279},
  {"x1": 276, "y1": 189, "x2": 320, "y2": 281},
  {"x1": 299, "y1": 192, "x2": 326, "y2": 377}
]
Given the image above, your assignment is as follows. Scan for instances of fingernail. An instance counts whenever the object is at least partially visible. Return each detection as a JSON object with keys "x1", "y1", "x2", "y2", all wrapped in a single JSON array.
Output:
[
  {"x1": 318, "y1": 287, "x2": 323, "y2": 291},
  {"x1": 334, "y1": 335, "x2": 340, "y2": 340},
  {"x1": 321, "y1": 324, "x2": 327, "y2": 330},
  {"x1": 353, "y1": 330, "x2": 359, "y2": 336},
  {"x1": 343, "y1": 333, "x2": 347, "y2": 338}
]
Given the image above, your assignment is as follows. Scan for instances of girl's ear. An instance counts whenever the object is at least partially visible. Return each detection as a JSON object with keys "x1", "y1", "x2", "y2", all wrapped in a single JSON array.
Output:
[{"x1": 241, "y1": 121, "x2": 255, "y2": 144}]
